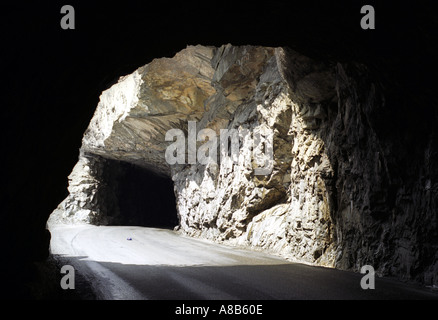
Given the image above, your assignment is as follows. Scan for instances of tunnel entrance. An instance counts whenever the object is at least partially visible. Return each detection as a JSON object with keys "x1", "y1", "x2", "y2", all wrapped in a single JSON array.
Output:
[{"x1": 101, "y1": 159, "x2": 179, "y2": 229}]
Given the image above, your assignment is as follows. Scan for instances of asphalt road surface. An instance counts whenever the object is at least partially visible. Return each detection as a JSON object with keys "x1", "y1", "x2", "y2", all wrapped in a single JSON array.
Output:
[{"x1": 49, "y1": 225, "x2": 438, "y2": 300}]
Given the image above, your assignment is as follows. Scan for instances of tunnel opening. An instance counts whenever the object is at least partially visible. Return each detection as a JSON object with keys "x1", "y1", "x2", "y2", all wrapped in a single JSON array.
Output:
[{"x1": 100, "y1": 159, "x2": 179, "y2": 229}]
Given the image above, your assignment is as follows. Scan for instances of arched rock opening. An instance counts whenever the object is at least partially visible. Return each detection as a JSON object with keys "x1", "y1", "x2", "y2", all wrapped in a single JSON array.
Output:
[
  {"x1": 48, "y1": 154, "x2": 178, "y2": 229},
  {"x1": 48, "y1": 44, "x2": 438, "y2": 286}
]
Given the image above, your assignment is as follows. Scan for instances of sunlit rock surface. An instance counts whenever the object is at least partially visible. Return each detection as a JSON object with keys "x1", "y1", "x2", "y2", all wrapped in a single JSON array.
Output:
[{"x1": 49, "y1": 44, "x2": 438, "y2": 285}]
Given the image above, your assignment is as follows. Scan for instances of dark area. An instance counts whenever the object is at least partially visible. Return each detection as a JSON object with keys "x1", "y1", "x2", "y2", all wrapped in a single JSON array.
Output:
[
  {"x1": 1, "y1": 0, "x2": 437, "y2": 298},
  {"x1": 113, "y1": 162, "x2": 178, "y2": 228},
  {"x1": 49, "y1": 254, "x2": 438, "y2": 300}
]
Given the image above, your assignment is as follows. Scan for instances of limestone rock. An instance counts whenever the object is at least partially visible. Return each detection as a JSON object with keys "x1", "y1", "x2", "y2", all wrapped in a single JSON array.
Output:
[{"x1": 48, "y1": 153, "x2": 121, "y2": 227}]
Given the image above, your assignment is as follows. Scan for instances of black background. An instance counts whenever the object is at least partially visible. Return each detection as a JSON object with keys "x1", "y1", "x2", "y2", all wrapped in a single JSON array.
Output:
[{"x1": 1, "y1": 0, "x2": 437, "y2": 301}]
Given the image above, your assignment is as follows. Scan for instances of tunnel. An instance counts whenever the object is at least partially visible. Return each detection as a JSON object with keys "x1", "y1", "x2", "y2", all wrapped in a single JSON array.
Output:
[
  {"x1": 4, "y1": 1, "x2": 438, "y2": 301},
  {"x1": 99, "y1": 159, "x2": 179, "y2": 229}
]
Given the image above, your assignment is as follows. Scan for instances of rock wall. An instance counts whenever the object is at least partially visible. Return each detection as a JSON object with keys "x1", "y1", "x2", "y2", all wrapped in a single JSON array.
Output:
[
  {"x1": 171, "y1": 46, "x2": 337, "y2": 268},
  {"x1": 48, "y1": 152, "x2": 122, "y2": 226},
  {"x1": 49, "y1": 45, "x2": 438, "y2": 285}
]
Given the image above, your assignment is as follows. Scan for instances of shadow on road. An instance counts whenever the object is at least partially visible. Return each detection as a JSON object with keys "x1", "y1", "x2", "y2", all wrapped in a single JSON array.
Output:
[{"x1": 52, "y1": 254, "x2": 438, "y2": 300}]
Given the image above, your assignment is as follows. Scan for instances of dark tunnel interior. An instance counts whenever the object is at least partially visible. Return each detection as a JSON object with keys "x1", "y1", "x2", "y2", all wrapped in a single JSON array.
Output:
[{"x1": 106, "y1": 161, "x2": 179, "y2": 229}]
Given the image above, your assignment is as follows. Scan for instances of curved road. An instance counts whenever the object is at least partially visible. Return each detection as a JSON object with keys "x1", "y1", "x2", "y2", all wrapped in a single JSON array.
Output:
[{"x1": 49, "y1": 225, "x2": 437, "y2": 300}]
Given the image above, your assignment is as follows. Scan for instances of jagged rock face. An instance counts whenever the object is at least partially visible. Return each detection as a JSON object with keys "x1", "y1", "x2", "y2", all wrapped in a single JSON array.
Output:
[
  {"x1": 49, "y1": 154, "x2": 121, "y2": 225},
  {"x1": 49, "y1": 44, "x2": 438, "y2": 285}
]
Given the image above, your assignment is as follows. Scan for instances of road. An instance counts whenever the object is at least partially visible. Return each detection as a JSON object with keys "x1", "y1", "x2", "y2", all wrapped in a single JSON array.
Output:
[{"x1": 49, "y1": 225, "x2": 437, "y2": 300}]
